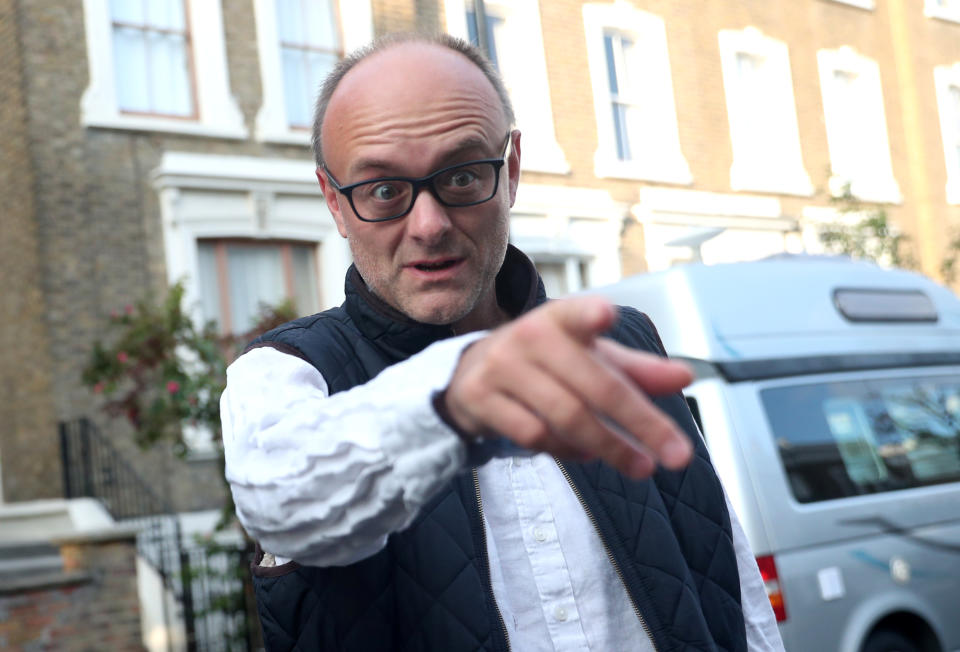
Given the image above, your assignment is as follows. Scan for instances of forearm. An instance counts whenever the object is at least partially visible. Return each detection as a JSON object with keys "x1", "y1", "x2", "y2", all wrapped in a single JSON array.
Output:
[{"x1": 222, "y1": 334, "x2": 483, "y2": 566}]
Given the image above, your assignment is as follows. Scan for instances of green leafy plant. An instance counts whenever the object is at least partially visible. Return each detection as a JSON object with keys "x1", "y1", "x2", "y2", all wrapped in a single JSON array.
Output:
[
  {"x1": 83, "y1": 281, "x2": 296, "y2": 456},
  {"x1": 83, "y1": 280, "x2": 297, "y2": 649},
  {"x1": 818, "y1": 183, "x2": 916, "y2": 269},
  {"x1": 819, "y1": 182, "x2": 959, "y2": 282}
]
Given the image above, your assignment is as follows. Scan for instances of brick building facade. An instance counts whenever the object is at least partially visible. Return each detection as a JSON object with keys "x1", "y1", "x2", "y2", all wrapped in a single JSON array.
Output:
[{"x1": 2, "y1": 0, "x2": 960, "y2": 513}]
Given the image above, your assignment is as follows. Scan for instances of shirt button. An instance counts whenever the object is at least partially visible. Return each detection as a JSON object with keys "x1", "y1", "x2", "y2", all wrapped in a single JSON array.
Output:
[
  {"x1": 553, "y1": 606, "x2": 568, "y2": 622},
  {"x1": 533, "y1": 526, "x2": 546, "y2": 542}
]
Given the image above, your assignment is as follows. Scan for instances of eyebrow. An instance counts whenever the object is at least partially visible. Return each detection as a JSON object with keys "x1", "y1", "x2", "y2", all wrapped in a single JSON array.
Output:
[{"x1": 348, "y1": 135, "x2": 498, "y2": 180}]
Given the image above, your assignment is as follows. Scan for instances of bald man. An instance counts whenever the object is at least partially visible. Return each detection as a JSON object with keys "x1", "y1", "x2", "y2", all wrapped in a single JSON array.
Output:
[{"x1": 222, "y1": 33, "x2": 782, "y2": 652}]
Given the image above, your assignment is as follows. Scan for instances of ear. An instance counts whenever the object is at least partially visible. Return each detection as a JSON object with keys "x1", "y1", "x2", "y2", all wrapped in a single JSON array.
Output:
[
  {"x1": 316, "y1": 168, "x2": 349, "y2": 238},
  {"x1": 506, "y1": 129, "x2": 521, "y2": 207}
]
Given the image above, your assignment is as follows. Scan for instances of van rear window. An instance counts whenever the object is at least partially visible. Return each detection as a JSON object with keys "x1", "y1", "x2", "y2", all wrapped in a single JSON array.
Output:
[{"x1": 760, "y1": 374, "x2": 960, "y2": 503}]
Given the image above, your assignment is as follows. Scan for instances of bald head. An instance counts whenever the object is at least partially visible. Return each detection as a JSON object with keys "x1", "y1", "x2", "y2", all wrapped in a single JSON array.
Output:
[{"x1": 311, "y1": 33, "x2": 515, "y2": 167}]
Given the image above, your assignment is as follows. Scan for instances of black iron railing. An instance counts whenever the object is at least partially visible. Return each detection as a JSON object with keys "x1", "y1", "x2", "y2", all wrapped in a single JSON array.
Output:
[{"x1": 59, "y1": 418, "x2": 256, "y2": 652}]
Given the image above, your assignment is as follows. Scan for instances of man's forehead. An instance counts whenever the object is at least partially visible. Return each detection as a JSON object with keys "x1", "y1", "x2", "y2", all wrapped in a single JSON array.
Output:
[{"x1": 322, "y1": 42, "x2": 506, "y2": 156}]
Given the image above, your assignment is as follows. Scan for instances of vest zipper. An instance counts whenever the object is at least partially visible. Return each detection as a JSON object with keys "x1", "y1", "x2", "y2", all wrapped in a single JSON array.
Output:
[
  {"x1": 473, "y1": 468, "x2": 512, "y2": 651},
  {"x1": 554, "y1": 460, "x2": 659, "y2": 652}
]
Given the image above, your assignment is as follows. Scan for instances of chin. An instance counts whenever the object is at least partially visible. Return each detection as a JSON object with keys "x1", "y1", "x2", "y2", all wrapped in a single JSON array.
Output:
[{"x1": 404, "y1": 298, "x2": 472, "y2": 326}]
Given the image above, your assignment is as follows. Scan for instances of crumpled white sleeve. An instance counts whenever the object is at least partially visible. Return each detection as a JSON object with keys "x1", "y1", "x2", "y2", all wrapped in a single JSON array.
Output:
[{"x1": 221, "y1": 332, "x2": 485, "y2": 567}]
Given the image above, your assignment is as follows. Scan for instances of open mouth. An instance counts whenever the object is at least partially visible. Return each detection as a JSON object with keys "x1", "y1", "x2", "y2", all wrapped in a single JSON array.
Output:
[{"x1": 413, "y1": 259, "x2": 459, "y2": 272}]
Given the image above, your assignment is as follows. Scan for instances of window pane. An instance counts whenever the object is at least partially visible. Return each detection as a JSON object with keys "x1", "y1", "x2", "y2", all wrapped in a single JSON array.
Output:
[
  {"x1": 761, "y1": 375, "x2": 960, "y2": 503},
  {"x1": 305, "y1": 0, "x2": 339, "y2": 49},
  {"x1": 830, "y1": 70, "x2": 861, "y2": 178},
  {"x1": 226, "y1": 245, "x2": 285, "y2": 334},
  {"x1": 110, "y1": 0, "x2": 143, "y2": 24},
  {"x1": 114, "y1": 27, "x2": 150, "y2": 112},
  {"x1": 276, "y1": 0, "x2": 304, "y2": 44},
  {"x1": 735, "y1": 52, "x2": 775, "y2": 161},
  {"x1": 465, "y1": 10, "x2": 502, "y2": 71},
  {"x1": 197, "y1": 243, "x2": 222, "y2": 328},
  {"x1": 612, "y1": 102, "x2": 631, "y2": 161},
  {"x1": 149, "y1": 32, "x2": 192, "y2": 116},
  {"x1": 308, "y1": 50, "x2": 339, "y2": 97},
  {"x1": 146, "y1": 0, "x2": 184, "y2": 30},
  {"x1": 282, "y1": 47, "x2": 310, "y2": 126},
  {"x1": 603, "y1": 33, "x2": 618, "y2": 94},
  {"x1": 291, "y1": 244, "x2": 320, "y2": 315}
]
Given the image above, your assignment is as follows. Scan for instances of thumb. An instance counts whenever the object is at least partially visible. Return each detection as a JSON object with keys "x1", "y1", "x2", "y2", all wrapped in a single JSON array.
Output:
[{"x1": 544, "y1": 296, "x2": 617, "y2": 344}]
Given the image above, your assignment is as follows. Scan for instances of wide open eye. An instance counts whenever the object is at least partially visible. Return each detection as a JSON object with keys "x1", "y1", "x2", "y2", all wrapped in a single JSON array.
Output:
[
  {"x1": 368, "y1": 182, "x2": 403, "y2": 202},
  {"x1": 447, "y1": 169, "x2": 480, "y2": 188}
]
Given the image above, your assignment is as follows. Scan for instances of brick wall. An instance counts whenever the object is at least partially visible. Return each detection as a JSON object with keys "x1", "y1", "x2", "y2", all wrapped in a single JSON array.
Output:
[
  {"x1": 5, "y1": 0, "x2": 960, "y2": 504},
  {"x1": 532, "y1": 0, "x2": 960, "y2": 278},
  {"x1": 0, "y1": 531, "x2": 144, "y2": 651},
  {"x1": 0, "y1": 0, "x2": 61, "y2": 501}
]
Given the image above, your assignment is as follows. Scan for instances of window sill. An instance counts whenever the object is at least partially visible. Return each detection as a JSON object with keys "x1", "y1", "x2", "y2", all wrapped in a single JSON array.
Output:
[
  {"x1": 82, "y1": 112, "x2": 247, "y2": 140},
  {"x1": 823, "y1": 0, "x2": 875, "y2": 9},
  {"x1": 731, "y1": 165, "x2": 814, "y2": 197},
  {"x1": 830, "y1": 175, "x2": 903, "y2": 205},
  {"x1": 255, "y1": 127, "x2": 313, "y2": 147},
  {"x1": 594, "y1": 155, "x2": 692, "y2": 185},
  {"x1": 925, "y1": 6, "x2": 960, "y2": 23}
]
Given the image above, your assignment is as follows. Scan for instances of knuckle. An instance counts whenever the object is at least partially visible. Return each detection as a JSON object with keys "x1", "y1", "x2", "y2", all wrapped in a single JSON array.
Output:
[
  {"x1": 552, "y1": 399, "x2": 586, "y2": 431},
  {"x1": 510, "y1": 316, "x2": 544, "y2": 344}
]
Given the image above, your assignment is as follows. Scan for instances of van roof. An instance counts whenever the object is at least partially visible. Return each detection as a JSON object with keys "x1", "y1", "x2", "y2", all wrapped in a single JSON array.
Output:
[{"x1": 591, "y1": 256, "x2": 960, "y2": 365}]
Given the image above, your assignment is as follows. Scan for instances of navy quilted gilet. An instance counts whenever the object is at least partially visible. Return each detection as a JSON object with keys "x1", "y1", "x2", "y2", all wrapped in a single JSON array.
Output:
[{"x1": 247, "y1": 246, "x2": 747, "y2": 652}]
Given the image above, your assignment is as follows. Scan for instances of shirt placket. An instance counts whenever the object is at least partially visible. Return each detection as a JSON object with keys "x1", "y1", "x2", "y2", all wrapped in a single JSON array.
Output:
[{"x1": 509, "y1": 455, "x2": 590, "y2": 651}]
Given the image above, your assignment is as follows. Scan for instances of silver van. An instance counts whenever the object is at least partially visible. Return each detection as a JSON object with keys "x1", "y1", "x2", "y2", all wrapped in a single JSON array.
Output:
[{"x1": 591, "y1": 256, "x2": 960, "y2": 652}]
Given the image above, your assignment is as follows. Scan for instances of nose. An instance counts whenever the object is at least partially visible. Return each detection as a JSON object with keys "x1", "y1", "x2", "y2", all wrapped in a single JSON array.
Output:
[{"x1": 404, "y1": 186, "x2": 452, "y2": 244}]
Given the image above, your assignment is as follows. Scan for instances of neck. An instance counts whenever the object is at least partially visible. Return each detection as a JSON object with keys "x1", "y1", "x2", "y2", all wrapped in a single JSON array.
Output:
[{"x1": 451, "y1": 292, "x2": 510, "y2": 335}]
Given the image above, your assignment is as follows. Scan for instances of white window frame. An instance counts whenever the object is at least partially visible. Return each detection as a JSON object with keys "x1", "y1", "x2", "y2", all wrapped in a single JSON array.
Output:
[
  {"x1": 445, "y1": 0, "x2": 570, "y2": 174},
  {"x1": 151, "y1": 152, "x2": 351, "y2": 333},
  {"x1": 718, "y1": 27, "x2": 812, "y2": 196},
  {"x1": 80, "y1": 0, "x2": 246, "y2": 139},
  {"x1": 582, "y1": 2, "x2": 691, "y2": 184},
  {"x1": 934, "y1": 63, "x2": 960, "y2": 204},
  {"x1": 823, "y1": 0, "x2": 875, "y2": 10},
  {"x1": 253, "y1": 0, "x2": 373, "y2": 145},
  {"x1": 817, "y1": 46, "x2": 901, "y2": 204},
  {"x1": 509, "y1": 184, "x2": 628, "y2": 290},
  {"x1": 925, "y1": 0, "x2": 960, "y2": 24}
]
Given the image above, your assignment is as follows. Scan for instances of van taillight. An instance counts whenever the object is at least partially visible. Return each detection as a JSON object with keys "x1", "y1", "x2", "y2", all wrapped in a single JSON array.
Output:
[{"x1": 755, "y1": 555, "x2": 787, "y2": 622}]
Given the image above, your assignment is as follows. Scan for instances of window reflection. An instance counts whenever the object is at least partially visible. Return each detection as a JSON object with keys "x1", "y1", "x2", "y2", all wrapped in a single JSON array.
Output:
[{"x1": 761, "y1": 375, "x2": 960, "y2": 502}]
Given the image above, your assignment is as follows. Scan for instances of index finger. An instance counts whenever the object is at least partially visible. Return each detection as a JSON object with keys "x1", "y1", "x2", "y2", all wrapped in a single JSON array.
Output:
[{"x1": 532, "y1": 328, "x2": 693, "y2": 470}]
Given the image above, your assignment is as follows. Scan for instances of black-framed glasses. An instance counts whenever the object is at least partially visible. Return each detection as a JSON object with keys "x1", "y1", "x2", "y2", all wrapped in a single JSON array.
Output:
[{"x1": 323, "y1": 132, "x2": 511, "y2": 223}]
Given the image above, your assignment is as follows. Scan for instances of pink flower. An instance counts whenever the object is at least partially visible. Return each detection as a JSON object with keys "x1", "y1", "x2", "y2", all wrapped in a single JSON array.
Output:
[
  {"x1": 93, "y1": 382, "x2": 104, "y2": 394},
  {"x1": 116, "y1": 351, "x2": 129, "y2": 364},
  {"x1": 110, "y1": 310, "x2": 119, "y2": 320},
  {"x1": 166, "y1": 381, "x2": 180, "y2": 394},
  {"x1": 124, "y1": 304, "x2": 134, "y2": 315}
]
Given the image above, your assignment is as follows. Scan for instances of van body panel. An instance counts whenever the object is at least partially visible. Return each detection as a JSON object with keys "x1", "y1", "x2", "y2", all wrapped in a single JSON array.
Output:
[
  {"x1": 597, "y1": 259, "x2": 960, "y2": 363},
  {"x1": 775, "y1": 527, "x2": 957, "y2": 652},
  {"x1": 589, "y1": 258, "x2": 960, "y2": 650}
]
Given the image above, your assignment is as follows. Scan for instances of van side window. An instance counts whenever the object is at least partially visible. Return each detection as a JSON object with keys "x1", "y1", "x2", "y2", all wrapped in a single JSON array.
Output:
[{"x1": 760, "y1": 374, "x2": 960, "y2": 503}]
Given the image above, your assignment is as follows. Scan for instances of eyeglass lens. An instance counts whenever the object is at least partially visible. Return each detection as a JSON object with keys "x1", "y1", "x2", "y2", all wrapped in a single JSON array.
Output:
[{"x1": 351, "y1": 161, "x2": 499, "y2": 221}]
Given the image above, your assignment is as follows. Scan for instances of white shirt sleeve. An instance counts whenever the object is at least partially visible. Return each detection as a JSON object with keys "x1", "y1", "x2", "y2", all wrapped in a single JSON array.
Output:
[
  {"x1": 724, "y1": 491, "x2": 786, "y2": 651},
  {"x1": 221, "y1": 332, "x2": 484, "y2": 567}
]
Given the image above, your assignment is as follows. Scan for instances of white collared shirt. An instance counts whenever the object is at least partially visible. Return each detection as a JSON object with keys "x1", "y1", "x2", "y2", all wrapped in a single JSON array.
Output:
[{"x1": 222, "y1": 337, "x2": 784, "y2": 651}]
